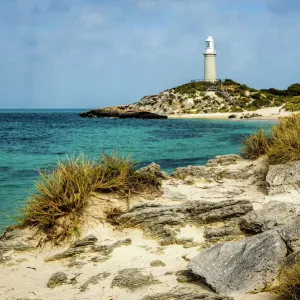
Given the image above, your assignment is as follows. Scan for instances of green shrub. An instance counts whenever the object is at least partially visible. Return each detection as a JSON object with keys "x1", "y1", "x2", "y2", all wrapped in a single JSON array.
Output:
[
  {"x1": 230, "y1": 106, "x2": 244, "y2": 112},
  {"x1": 251, "y1": 93, "x2": 261, "y2": 100},
  {"x1": 239, "y1": 84, "x2": 248, "y2": 90},
  {"x1": 271, "y1": 263, "x2": 300, "y2": 300},
  {"x1": 241, "y1": 129, "x2": 270, "y2": 159},
  {"x1": 287, "y1": 83, "x2": 300, "y2": 96},
  {"x1": 18, "y1": 153, "x2": 161, "y2": 244}
]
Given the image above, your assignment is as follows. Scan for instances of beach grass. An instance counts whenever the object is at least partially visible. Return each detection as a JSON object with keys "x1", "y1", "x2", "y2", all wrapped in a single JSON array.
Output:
[
  {"x1": 18, "y1": 153, "x2": 161, "y2": 244},
  {"x1": 242, "y1": 113, "x2": 300, "y2": 164},
  {"x1": 271, "y1": 263, "x2": 300, "y2": 300},
  {"x1": 267, "y1": 113, "x2": 300, "y2": 164},
  {"x1": 241, "y1": 128, "x2": 270, "y2": 160}
]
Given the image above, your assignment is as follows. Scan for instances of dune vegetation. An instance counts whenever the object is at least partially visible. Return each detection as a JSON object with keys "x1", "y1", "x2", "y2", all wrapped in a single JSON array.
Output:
[
  {"x1": 18, "y1": 153, "x2": 161, "y2": 244},
  {"x1": 242, "y1": 113, "x2": 300, "y2": 164},
  {"x1": 271, "y1": 263, "x2": 300, "y2": 300}
]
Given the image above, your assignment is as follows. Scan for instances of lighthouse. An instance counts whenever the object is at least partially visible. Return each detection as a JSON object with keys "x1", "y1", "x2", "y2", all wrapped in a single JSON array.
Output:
[{"x1": 204, "y1": 36, "x2": 217, "y2": 82}]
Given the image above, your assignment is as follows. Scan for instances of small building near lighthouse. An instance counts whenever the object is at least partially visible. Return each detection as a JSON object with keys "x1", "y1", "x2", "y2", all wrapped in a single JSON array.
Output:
[{"x1": 204, "y1": 36, "x2": 217, "y2": 82}]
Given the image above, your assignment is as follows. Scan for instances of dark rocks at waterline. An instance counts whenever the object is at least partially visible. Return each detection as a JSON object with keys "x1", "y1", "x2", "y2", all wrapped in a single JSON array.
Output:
[{"x1": 79, "y1": 109, "x2": 168, "y2": 119}]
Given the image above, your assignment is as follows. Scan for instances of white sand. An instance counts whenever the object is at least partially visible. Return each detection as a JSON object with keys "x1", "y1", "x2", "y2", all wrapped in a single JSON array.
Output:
[{"x1": 168, "y1": 107, "x2": 295, "y2": 120}]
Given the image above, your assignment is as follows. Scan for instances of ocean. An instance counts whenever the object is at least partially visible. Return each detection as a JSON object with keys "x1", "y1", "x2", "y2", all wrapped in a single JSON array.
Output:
[{"x1": 0, "y1": 109, "x2": 275, "y2": 233}]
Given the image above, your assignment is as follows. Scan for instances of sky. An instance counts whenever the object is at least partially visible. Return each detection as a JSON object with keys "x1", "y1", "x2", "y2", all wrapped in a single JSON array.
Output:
[{"x1": 0, "y1": 0, "x2": 300, "y2": 109}]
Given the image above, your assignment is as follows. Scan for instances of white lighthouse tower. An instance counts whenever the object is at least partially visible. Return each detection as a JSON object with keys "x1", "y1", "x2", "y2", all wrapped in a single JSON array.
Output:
[{"x1": 204, "y1": 36, "x2": 217, "y2": 82}]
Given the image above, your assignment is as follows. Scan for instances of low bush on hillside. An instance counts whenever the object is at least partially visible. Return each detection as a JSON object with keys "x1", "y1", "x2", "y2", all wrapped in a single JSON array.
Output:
[
  {"x1": 241, "y1": 114, "x2": 300, "y2": 164},
  {"x1": 18, "y1": 153, "x2": 161, "y2": 244},
  {"x1": 241, "y1": 129, "x2": 270, "y2": 159},
  {"x1": 284, "y1": 97, "x2": 300, "y2": 112},
  {"x1": 271, "y1": 263, "x2": 300, "y2": 300}
]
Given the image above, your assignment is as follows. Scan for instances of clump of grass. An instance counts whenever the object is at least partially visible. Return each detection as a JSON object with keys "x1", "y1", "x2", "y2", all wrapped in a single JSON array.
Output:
[
  {"x1": 271, "y1": 263, "x2": 300, "y2": 300},
  {"x1": 267, "y1": 114, "x2": 300, "y2": 164},
  {"x1": 241, "y1": 128, "x2": 270, "y2": 159},
  {"x1": 18, "y1": 153, "x2": 161, "y2": 244},
  {"x1": 241, "y1": 114, "x2": 300, "y2": 163}
]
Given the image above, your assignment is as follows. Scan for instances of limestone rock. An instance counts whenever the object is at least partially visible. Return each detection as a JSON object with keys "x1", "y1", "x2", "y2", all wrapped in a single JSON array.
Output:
[
  {"x1": 204, "y1": 224, "x2": 241, "y2": 239},
  {"x1": 175, "y1": 270, "x2": 199, "y2": 283},
  {"x1": 240, "y1": 201, "x2": 297, "y2": 233},
  {"x1": 116, "y1": 200, "x2": 252, "y2": 243},
  {"x1": 266, "y1": 161, "x2": 300, "y2": 196},
  {"x1": 188, "y1": 231, "x2": 287, "y2": 294},
  {"x1": 79, "y1": 272, "x2": 110, "y2": 292},
  {"x1": 45, "y1": 248, "x2": 85, "y2": 262},
  {"x1": 71, "y1": 235, "x2": 98, "y2": 248},
  {"x1": 91, "y1": 238, "x2": 131, "y2": 255},
  {"x1": 111, "y1": 268, "x2": 160, "y2": 290},
  {"x1": 142, "y1": 287, "x2": 233, "y2": 300},
  {"x1": 47, "y1": 272, "x2": 68, "y2": 288},
  {"x1": 172, "y1": 154, "x2": 268, "y2": 182},
  {"x1": 277, "y1": 219, "x2": 300, "y2": 251},
  {"x1": 282, "y1": 250, "x2": 300, "y2": 268},
  {"x1": 206, "y1": 154, "x2": 243, "y2": 167},
  {"x1": 139, "y1": 162, "x2": 169, "y2": 179},
  {"x1": 150, "y1": 260, "x2": 166, "y2": 267},
  {"x1": 172, "y1": 165, "x2": 212, "y2": 180},
  {"x1": 0, "y1": 241, "x2": 34, "y2": 252}
]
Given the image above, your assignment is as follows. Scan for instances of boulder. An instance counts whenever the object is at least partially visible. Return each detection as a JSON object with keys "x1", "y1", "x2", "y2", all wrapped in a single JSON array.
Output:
[
  {"x1": 266, "y1": 161, "x2": 300, "y2": 196},
  {"x1": 116, "y1": 200, "x2": 253, "y2": 243},
  {"x1": 150, "y1": 260, "x2": 166, "y2": 267},
  {"x1": 47, "y1": 272, "x2": 68, "y2": 288},
  {"x1": 188, "y1": 231, "x2": 287, "y2": 294},
  {"x1": 240, "y1": 201, "x2": 297, "y2": 233},
  {"x1": 228, "y1": 114, "x2": 237, "y2": 119},
  {"x1": 139, "y1": 162, "x2": 169, "y2": 179},
  {"x1": 111, "y1": 268, "x2": 160, "y2": 290},
  {"x1": 277, "y1": 219, "x2": 300, "y2": 251}
]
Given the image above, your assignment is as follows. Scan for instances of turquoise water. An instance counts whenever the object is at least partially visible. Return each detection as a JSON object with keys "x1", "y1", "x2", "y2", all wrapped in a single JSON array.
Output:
[{"x1": 0, "y1": 109, "x2": 275, "y2": 233}]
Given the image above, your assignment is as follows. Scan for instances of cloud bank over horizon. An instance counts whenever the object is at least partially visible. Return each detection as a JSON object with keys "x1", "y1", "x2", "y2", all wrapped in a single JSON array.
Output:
[{"x1": 0, "y1": 0, "x2": 299, "y2": 108}]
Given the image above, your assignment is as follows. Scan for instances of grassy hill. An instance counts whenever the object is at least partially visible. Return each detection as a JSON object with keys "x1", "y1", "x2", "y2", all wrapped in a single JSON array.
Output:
[{"x1": 125, "y1": 80, "x2": 300, "y2": 115}]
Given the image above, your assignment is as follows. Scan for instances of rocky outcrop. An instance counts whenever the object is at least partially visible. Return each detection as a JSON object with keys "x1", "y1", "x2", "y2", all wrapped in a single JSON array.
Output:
[
  {"x1": 115, "y1": 200, "x2": 253, "y2": 244},
  {"x1": 45, "y1": 237, "x2": 131, "y2": 262},
  {"x1": 142, "y1": 287, "x2": 233, "y2": 300},
  {"x1": 266, "y1": 161, "x2": 300, "y2": 197},
  {"x1": 172, "y1": 154, "x2": 268, "y2": 182},
  {"x1": 111, "y1": 268, "x2": 160, "y2": 290},
  {"x1": 79, "y1": 272, "x2": 110, "y2": 292},
  {"x1": 277, "y1": 219, "x2": 300, "y2": 251},
  {"x1": 79, "y1": 108, "x2": 167, "y2": 119},
  {"x1": 240, "y1": 201, "x2": 298, "y2": 233},
  {"x1": 47, "y1": 272, "x2": 68, "y2": 289},
  {"x1": 139, "y1": 162, "x2": 169, "y2": 179},
  {"x1": 188, "y1": 231, "x2": 287, "y2": 294}
]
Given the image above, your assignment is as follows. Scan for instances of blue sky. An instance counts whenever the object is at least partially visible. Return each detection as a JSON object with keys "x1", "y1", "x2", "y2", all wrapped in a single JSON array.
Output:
[{"x1": 0, "y1": 0, "x2": 299, "y2": 109}]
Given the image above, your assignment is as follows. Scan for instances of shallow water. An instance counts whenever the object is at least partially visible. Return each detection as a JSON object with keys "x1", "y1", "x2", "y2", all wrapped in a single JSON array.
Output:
[{"x1": 0, "y1": 109, "x2": 275, "y2": 233}]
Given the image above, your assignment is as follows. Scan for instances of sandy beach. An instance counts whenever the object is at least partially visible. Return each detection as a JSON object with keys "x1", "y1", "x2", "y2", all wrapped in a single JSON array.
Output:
[{"x1": 168, "y1": 107, "x2": 294, "y2": 120}]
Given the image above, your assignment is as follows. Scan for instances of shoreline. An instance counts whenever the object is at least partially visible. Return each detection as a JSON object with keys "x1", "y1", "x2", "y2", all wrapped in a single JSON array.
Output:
[{"x1": 168, "y1": 107, "x2": 294, "y2": 120}]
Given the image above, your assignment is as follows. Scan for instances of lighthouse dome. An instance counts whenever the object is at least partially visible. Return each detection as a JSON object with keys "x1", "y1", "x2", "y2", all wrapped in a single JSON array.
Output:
[{"x1": 206, "y1": 36, "x2": 214, "y2": 42}]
